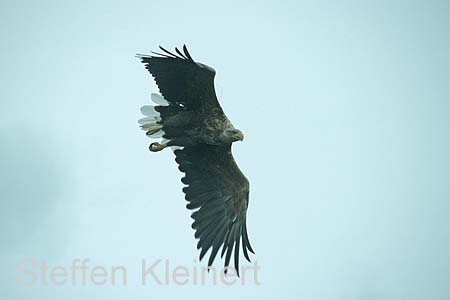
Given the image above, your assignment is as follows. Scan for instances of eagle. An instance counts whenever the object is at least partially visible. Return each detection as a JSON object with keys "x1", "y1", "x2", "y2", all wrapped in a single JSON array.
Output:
[{"x1": 137, "y1": 45, "x2": 254, "y2": 275}]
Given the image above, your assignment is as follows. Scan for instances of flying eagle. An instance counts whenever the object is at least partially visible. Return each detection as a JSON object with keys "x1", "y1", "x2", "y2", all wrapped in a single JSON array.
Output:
[{"x1": 137, "y1": 45, "x2": 254, "y2": 275}]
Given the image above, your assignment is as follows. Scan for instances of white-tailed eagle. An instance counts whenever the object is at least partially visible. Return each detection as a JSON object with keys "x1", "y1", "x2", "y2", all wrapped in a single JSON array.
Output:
[{"x1": 137, "y1": 45, "x2": 254, "y2": 275}]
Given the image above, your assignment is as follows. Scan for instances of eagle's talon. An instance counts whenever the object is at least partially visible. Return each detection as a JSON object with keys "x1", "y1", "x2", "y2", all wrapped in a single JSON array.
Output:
[
  {"x1": 149, "y1": 142, "x2": 166, "y2": 152},
  {"x1": 149, "y1": 142, "x2": 160, "y2": 152}
]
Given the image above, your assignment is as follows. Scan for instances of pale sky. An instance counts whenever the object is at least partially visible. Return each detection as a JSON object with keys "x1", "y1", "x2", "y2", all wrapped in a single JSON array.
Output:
[{"x1": 1, "y1": 0, "x2": 449, "y2": 299}]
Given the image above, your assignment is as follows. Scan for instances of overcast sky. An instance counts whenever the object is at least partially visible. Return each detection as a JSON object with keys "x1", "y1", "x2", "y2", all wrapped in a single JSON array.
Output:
[{"x1": 1, "y1": 0, "x2": 449, "y2": 299}]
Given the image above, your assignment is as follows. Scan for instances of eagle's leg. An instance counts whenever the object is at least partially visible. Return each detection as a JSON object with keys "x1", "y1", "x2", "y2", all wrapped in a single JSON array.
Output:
[
  {"x1": 144, "y1": 124, "x2": 163, "y2": 136},
  {"x1": 149, "y1": 141, "x2": 168, "y2": 152}
]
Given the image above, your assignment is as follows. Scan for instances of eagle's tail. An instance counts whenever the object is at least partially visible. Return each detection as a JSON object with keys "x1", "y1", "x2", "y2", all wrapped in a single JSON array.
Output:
[
  {"x1": 138, "y1": 93, "x2": 167, "y2": 138},
  {"x1": 139, "y1": 93, "x2": 182, "y2": 151}
]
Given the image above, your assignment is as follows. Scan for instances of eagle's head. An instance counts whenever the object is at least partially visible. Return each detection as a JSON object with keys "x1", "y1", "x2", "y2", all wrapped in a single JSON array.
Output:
[{"x1": 225, "y1": 128, "x2": 244, "y2": 142}]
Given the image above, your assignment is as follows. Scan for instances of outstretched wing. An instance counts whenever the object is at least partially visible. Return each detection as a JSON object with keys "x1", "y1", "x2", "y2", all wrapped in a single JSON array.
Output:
[
  {"x1": 136, "y1": 45, "x2": 221, "y2": 111},
  {"x1": 174, "y1": 144, "x2": 254, "y2": 275}
]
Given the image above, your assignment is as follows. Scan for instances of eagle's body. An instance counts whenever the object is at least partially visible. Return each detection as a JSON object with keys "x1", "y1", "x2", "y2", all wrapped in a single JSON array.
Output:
[
  {"x1": 163, "y1": 106, "x2": 238, "y2": 146},
  {"x1": 137, "y1": 45, "x2": 253, "y2": 275}
]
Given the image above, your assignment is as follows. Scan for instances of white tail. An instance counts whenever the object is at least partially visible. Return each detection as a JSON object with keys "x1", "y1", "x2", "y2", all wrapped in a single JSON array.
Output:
[
  {"x1": 151, "y1": 93, "x2": 169, "y2": 106},
  {"x1": 138, "y1": 116, "x2": 160, "y2": 125},
  {"x1": 140, "y1": 105, "x2": 160, "y2": 117}
]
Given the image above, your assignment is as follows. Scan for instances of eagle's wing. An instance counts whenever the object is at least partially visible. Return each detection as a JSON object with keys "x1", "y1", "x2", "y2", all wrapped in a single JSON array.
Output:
[
  {"x1": 174, "y1": 144, "x2": 254, "y2": 275},
  {"x1": 136, "y1": 45, "x2": 221, "y2": 111}
]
